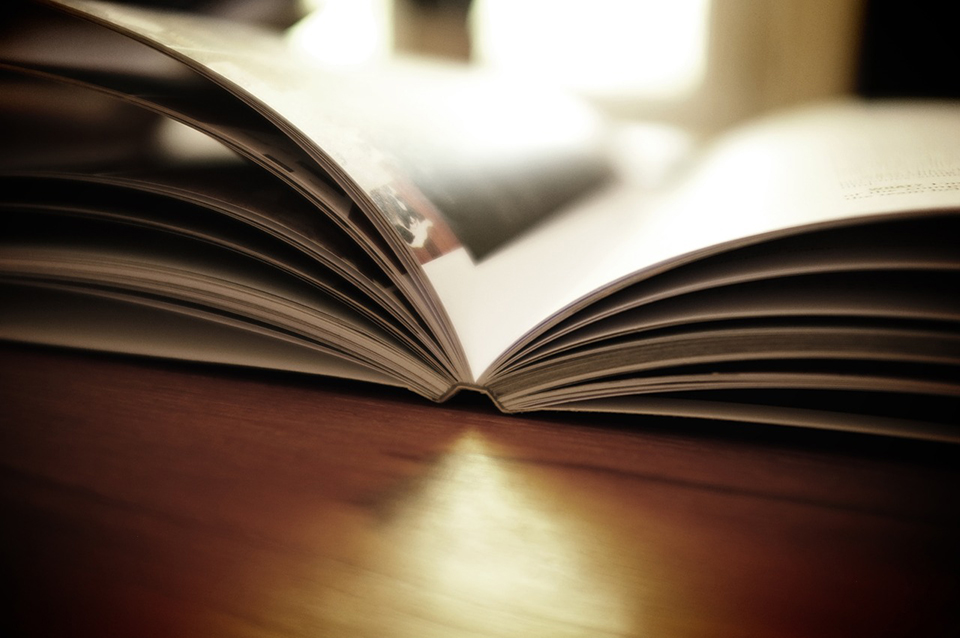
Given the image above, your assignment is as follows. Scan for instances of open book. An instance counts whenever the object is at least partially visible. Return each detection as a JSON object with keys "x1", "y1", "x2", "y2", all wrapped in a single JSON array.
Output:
[{"x1": 2, "y1": 0, "x2": 959, "y2": 441}]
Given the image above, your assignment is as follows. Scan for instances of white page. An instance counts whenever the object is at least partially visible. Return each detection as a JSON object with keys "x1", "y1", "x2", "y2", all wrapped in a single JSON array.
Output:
[{"x1": 427, "y1": 100, "x2": 960, "y2": 381}]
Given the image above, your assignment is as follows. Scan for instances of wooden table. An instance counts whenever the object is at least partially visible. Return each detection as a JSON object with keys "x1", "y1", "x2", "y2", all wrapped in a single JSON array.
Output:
[{"x1": 2, "y1": 344, "x2": 958, "y2": 637}]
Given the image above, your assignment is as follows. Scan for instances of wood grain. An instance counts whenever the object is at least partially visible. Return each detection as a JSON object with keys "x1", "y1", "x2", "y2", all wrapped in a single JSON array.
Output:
[{"x1": 2, "y1": 344, "x2": 958, "y2": 637}]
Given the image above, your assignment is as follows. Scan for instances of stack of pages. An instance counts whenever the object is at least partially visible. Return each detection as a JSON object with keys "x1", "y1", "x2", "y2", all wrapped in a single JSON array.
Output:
[{"x1": 2, "y1": 0, "x2": 959, "y2": 440}]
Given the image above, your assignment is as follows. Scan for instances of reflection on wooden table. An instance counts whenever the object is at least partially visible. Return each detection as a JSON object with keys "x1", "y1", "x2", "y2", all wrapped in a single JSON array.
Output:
[{"x1": 2, "y1": 345, "x2": 958, "y2": 637}]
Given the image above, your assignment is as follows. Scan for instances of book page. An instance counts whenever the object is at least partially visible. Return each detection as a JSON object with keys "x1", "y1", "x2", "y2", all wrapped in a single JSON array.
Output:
[
  {"x1": 40, "y1": 0, "x2": 610, "y2": 265},
  {"x1": 28, "y1": 0, "x2": 614, "y2": 384},
  {"x1": 427, "y1": 100, "x2": 960, "y2": 381},
  {"x1": 0, "y1": 281, "x2": 402, "y2": 386}
]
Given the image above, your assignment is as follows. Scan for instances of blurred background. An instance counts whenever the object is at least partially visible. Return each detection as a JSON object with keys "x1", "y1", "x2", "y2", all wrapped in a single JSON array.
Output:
[{"x1": 112, "y1": 0, "x2": 959, "y2": 141}]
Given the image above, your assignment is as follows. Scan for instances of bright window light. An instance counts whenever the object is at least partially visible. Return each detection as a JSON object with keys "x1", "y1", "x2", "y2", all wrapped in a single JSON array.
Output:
[
  {"x1": 471, "y1": 0, "x2": 711, "y2": 100},
  {"x1": 287, "y1": 0, "x2": 393, "y2": 66}
]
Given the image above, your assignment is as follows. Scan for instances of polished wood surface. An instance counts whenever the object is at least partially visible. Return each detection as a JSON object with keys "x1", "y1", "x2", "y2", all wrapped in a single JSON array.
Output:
[{"x1": 2, "y1": 344, "x2": 959, "y2": 637}]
